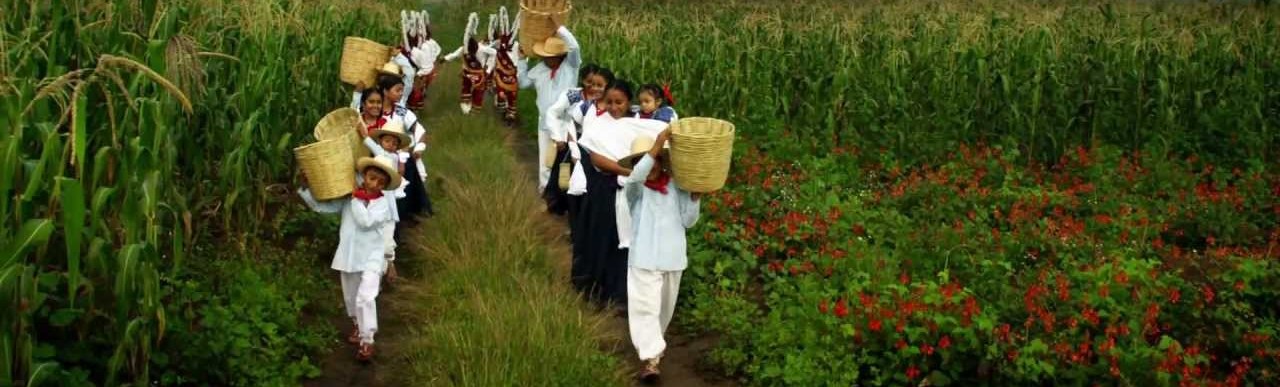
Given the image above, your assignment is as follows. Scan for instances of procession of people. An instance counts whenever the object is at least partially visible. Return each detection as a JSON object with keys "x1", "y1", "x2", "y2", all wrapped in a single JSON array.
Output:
[{"x1": 300, "y1": 4, "x2": 708, "y2": 382}]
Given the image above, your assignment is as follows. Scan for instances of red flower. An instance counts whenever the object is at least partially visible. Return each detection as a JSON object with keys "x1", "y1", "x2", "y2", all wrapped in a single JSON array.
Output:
[
  {"x1": 1169, "y1": 289, "x2": 1181, "y2": 304},
  {"x1": 899, "y1": 273, "x2": 910, "y2": 285},
  {"x1": 819, "y1": 299, "x2": 829, "y2": 314},
  {"x1": 1202, "y1": 285, "x2": 1216, "y2": 304},
  {"x1": 869, "y1": 319, "x2": 883, "y2": 332},
  {"x1": 905, "y1": 364, "x2": 921, "y2": 380},
  {"x1": 895, "y1": 339, "x2": 908, "y2": 350},
  {"x1": 921, "y1": 344, "x2": 935, "y2": 356},
  {"x1": 834, "y1": 299, "x2": 849, "y2": 318},
  {"x1": 939, "y1": 335, "x2": 952, "y2": 350}
]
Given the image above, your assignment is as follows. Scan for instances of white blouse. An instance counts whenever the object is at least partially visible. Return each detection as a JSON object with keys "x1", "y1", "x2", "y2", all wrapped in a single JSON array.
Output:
[{"x1": 298, "y1": 189, "x2": 395, "y2": 273}]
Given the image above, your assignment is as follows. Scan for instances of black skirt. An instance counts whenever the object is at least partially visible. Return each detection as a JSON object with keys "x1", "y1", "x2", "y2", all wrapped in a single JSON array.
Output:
[
  {"x1": 570, "y1": 146, "x2": 628, "y2": 306},
  {"x1": 397, "y1": 157, "x2": 433, "y2": 220},
  {"x1": 543, "y1": 147, "x2": 572, "y2": 215}
]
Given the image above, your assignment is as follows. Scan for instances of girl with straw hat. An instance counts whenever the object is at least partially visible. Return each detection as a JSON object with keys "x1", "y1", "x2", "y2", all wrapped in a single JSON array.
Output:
[
  {"x1": 515, "y1": 14, "x2": 582, "y2": 193},
  {"x1": 297, "y1": 156, "x2": 401, "y2": 361},
  {"x1": 617, "y1": 129, "x2": 700, "y2": 382},
  {"x1": 353, "y1": 63, "x2": 435, "y2": 219},
  {"x1": 443, "y1": 12, "x2": 497, "y2": 114}
]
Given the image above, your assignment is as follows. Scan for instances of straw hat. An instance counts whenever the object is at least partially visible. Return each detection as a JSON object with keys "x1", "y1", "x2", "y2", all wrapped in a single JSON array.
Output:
[
  {"x1": 370, "y1": 119, "x2": 412, "y2": 150},
  {"x1": 356, "y1": 156, "x2": 402, "y2": 190},
  {"x1": 619, "y1": 135, "x2": 669, "y2": 169},
  {"x1": 532, "y1": 36, "x2": 568, "y2": 57},
  {"x1": 377, "y1": 60, "x2": 401, "y2": 76}
]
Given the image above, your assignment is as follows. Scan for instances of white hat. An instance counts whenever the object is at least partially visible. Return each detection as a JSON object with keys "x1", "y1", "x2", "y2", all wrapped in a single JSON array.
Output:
[
  {"x1": 370, "y1": 119, "x2": 411, "y2": 150},
  {"x1": 356, "y1": 156, "x2": 402, "y2": 190}
]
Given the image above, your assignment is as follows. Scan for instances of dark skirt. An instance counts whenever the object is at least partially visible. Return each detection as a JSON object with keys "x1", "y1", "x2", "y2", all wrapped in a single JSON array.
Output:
[
  {"x1": 397, "y1": 157, "x2": 433, "y2": 220},
  {"x1": 543, "y1": 147, "x2": 572, "y2": 215},
  {"x1": 570, "y1": 146, "x2": 628, "y2": 306}
]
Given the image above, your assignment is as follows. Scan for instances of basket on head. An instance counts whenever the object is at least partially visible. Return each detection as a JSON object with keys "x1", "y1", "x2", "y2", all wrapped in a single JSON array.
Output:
[
  {"x1": 314, "y1": 108, "x2": 370, "y2": 159},
  {"x1": 668, "y1": 117, "x2": 735, "y2": 193},
  {"x1": 341, "y1": 37, "x2": 393, "y2": 87},
  {"x1": 518, "y1": 0, "x2": 572, "y2": 58},
  {"x1": 557, "y1": 162, "x2": 571, "y2": 191},
  {"x1": 295, "y1": 138, "x2": 356, "y2": 200}
]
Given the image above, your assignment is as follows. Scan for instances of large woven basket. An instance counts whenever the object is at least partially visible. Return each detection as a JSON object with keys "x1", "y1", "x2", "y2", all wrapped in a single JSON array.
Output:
[
  {"x1": 669, "y1": 117, "x2": 735, "y2": 193},
  {"x1": 295, "y1": 138, "x2": 356, "y2": 200},
  {"x1": 340, "y1": 37, "x2": 392, "y2": 87},
  {"x1": 519, "y1": 0, "x2": 572, "y2": 58},
  {"x1": 314, "y1": 108, "x2": 370, "y2": 159}
]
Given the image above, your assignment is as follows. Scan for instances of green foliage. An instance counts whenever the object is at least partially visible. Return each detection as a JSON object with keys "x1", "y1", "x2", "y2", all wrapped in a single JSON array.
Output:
[{"x1": 3, "y1": 0, "x2": 415, "y2": 384}]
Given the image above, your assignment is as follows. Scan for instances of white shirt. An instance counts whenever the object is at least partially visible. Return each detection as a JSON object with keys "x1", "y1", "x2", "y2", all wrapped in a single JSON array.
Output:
[
  {"x1": 543, "y1": 88, "x2": 582, "y2": 143},
  {"x1": 444, "y1": 43, "x2": 497, "y2": 74},
  {"x1": 516, "y1": 26, "x2": 582, "y2": 134},
  {"x1": 299, "y1": 189, "x2": 395, "y2": 273},
  {"x1": 623, "y1": 155, "x2": 701, "y2": 271}
]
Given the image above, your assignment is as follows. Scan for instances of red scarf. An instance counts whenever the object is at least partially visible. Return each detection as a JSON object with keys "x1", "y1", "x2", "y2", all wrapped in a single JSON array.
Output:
[
  {"x1": 365, "y1": 116, "x2": 387, "y2": 130},
  {"x1": 352, "y1": 188, "x2": 383, "y2": 203},
  {"x1": 644, "y1": 172, "x2": 671, "y2": 195},
  {"x1": 595, "y1": 103, "x2": 608, "y2": 117}
]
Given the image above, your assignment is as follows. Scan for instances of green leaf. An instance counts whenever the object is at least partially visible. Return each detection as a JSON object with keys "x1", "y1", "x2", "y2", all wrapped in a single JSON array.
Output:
[
  {"x1": 28, "y1": 362, "x2": 58, "y2": 386},
  {"x1": 72, "y1": 90, "x2": 88, "y2": 178},
  {"x1": 57, "y1": 177, "x2": 85, "y2": 305},
  {"x1": 928, "y1": 370, "x2": 953, "y2": 386},
  {"x1": 1, "y1": 219, "x2": 55, "y2": 267},
  {"x1": 49, "y1": 308, "x2": 82, "y2": 327}
]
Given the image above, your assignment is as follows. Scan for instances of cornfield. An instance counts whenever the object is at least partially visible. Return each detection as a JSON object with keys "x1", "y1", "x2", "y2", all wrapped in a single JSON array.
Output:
[
  {"x1": 3, "y1": 0, "x2": 412, "y2": 384},
  {"x1": 551, "y1": 0, "x2": 1280, "y2": 384},
  {"x1": 576, "y1": 0, "x2": 1279, "y2": 166}
]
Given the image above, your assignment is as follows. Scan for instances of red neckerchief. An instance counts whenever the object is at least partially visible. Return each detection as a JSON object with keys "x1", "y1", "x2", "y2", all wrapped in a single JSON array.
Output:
[
  {"x1": 639, "y1": 111, "x2": 654, "y2": 119},
  {"x1": 644, "y1": 172, "x2": 671, "y2": 195},
  {"x1": 365, "y1": 116, "x2": 386, "y2": 130},
  {"x1": 549, "y1": 66, "x2": 558, "y2": 80},
  {"x1": 595, "y1": 103, "x2": 608, "y2": 117},
  {"x1": 352, "y1": 188, "x2": 383, "y2": 204}
]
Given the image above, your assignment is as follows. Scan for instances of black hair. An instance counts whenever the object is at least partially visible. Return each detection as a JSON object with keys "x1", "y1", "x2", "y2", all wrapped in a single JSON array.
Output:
[
  {"x1": 596, "y1": 67, "x2": 616, "y2": 85},
  {"x1": 637, "y1": 83, "x2": 669, "y2": 107},
  {"x1": 359, "y1": 87, "x2": 385, "y2": 113},
  {"x1": 376, "y1": 73, "x2": 404, "y2": 92},
  {"x1": 363, "y1": 165, "x2": 391, "y2": 185},
  {"x1": 605, "y1": 79, "x2": 633, "y2": 101}
]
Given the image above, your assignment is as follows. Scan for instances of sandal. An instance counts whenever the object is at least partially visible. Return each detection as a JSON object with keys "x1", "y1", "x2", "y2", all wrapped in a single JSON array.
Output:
[
  {"x1": 347, "y1": 327, "x2": 361, "y2": 345},
  {"x1": 356, "y1": 343, "x2": 375, "y2": 362},
  {"x1": 637, "y1": 358, "x2": 660, "y2": 384}
]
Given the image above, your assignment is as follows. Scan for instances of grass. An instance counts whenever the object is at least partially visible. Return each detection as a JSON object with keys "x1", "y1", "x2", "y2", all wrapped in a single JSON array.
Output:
[{"x1": 385, "y1": 58, "x2": 628, "y2": 386}]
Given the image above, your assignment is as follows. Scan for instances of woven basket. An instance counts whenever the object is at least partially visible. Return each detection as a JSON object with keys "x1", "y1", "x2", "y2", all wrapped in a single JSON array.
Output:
[
  {"x1": 295, "y1": 138, "x2": 356, "y2": 200},
  {"x1": 669, "y1": 117, "x2": 735, "y2": 193},
  {"x1": 340, "y1": 37, "x2": 392, "y2": 87},
  {"x1": 314, "y1": 108, "x2": 370, "y2": 159},
  {"x1": 557, "y1": 162, "x2": 571, "y2": 190},
  {"x1": 519, "y1": 0, "x2": 572, "y2": 58}
]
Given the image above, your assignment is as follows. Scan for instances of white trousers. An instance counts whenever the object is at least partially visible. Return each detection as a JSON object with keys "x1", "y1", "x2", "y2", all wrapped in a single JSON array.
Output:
[
  {"x1": 537, "y1": 129, "x2": 552, "y2": 191},
  {"x1": 627, "y1": 267, "x2": 683, "y2": 361},
  {"x1": 340, "y1": 270, "x2": 382, "y2": 344}
]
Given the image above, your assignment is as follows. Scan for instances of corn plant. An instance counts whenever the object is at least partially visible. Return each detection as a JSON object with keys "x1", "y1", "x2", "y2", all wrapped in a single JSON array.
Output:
[{"x1": 4, "y1": 0, "x2": 413, "y2": 384}]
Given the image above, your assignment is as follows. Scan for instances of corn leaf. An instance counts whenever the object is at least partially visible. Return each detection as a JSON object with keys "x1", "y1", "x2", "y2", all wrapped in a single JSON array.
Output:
[
  {"x1": 1, "y1": 219, "x2": 54, "y2": 268},
  {"x1": 57, "y1": 177, "x2": 85, "y2": 305}
]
